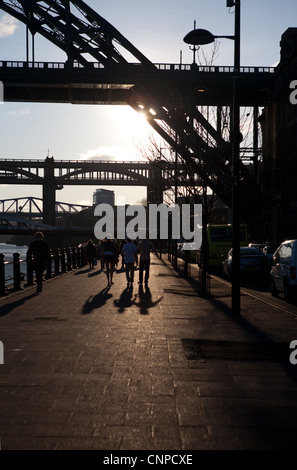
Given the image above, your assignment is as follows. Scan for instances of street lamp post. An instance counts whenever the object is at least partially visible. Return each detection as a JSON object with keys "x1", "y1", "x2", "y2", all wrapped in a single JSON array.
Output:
[{"x1": 184, "y1": 0, "x2": 241, "y2": 315}]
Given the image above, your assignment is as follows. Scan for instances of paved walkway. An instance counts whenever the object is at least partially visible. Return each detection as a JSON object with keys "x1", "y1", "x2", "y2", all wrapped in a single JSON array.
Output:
[{"x1": 1, "y1": 254, "x2": 297, "y2": 450}]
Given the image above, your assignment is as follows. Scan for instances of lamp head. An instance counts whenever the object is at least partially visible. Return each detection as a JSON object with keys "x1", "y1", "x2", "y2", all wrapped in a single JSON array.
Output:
[{"x1": 183, "y1": 28, "x2": 215, "y2": 45}]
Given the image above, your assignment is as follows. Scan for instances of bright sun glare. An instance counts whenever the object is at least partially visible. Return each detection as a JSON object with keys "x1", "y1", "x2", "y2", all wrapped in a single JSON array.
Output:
[{"x1": 115, "y1": 106, "x2": 159, "y2": 160}]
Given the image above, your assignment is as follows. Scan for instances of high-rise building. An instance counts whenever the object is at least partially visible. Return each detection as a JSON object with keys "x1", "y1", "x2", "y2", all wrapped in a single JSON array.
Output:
[{"x1": 93, "y1": 189, "x2": 115, "y2": 206}]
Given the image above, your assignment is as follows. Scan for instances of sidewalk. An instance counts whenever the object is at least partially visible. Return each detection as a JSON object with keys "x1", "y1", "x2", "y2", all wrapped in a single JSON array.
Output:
[{"x1": 1, "y1": 253, "x2": 297, "y2": 450}]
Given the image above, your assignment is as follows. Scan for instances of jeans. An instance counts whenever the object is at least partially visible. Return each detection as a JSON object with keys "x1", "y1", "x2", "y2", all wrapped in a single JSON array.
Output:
[
  {"x1": 139, "y1": 259, "x2": 150, "y2": 283},
  {"x1": 125, "y1": 262, "x2": 135, "y2": 283}
]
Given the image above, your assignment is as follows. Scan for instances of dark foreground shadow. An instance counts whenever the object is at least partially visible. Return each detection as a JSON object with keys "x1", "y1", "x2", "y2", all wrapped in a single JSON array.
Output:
[
  {"x1": 134, "y1": 285, "x2": 163, "y2": 315},
  {"x1": 114, "y1": 286, "x2": 137, "y2": 313},
  {"x1": 113, "y1": 284, "x2": 163, "y2": 315},
  {"x1": 82, "y1": 286, "x2": 112, "y2": 314},
  {"x1": 0, "y1": 292, "x2": 38, "y2": 317}
]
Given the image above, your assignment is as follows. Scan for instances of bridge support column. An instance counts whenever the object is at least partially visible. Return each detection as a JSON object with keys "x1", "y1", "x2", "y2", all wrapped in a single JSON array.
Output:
[
  {"x1": 147, "y1": 161, "x2": 163, "y2": 205},
  {"x1": 43, "y1": 157, "x2": 56, "y2": 226}
]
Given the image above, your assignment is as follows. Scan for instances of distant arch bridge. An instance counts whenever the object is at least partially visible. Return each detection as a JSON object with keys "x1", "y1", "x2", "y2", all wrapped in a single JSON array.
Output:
[{"x1": 0, "y1": 157, "x2": 203, "y2": 225}]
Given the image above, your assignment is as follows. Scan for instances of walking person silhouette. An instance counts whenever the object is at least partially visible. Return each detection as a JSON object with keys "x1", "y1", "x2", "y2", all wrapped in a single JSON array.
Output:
[
  {"x1": 136, "y1": 235, "x2": 154, "y2": 286},
  {"x1": 102, "y1": 236, "x2": 118, "y2": 287},
  {"x1": 121, "y1": 238, "x2": 138, "y2": 287},
  {"x1": 26, "y1": 231, "x2": 50, "y2": 294}
]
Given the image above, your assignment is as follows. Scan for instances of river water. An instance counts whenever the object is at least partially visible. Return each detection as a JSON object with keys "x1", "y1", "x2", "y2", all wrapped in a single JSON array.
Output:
[{"x1": 0, "y1": 243, "x2": 29, "y2": 284}]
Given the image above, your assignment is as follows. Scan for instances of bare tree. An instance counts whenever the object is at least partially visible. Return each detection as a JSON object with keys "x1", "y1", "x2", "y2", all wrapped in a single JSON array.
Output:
[{"x1": 134, "y1": 41, "x2": 258, "y2": 294}]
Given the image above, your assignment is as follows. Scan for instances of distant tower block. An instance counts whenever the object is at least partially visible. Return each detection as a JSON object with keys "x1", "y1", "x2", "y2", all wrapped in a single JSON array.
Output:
[{"x1": 93, "y1": 189, "x2": 115, "y2": 206}]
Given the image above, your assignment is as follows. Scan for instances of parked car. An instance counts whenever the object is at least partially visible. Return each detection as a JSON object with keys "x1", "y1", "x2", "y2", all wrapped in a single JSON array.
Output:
[
  {"x1": 270, "y1": 239, "x2": 297, "y2": 300},
  {"x1": 222, "y1": 246, "x2": 268, "y2": 280},
  {"x1": 248, "y1": 243, "x2": 266, "y2": 250}
]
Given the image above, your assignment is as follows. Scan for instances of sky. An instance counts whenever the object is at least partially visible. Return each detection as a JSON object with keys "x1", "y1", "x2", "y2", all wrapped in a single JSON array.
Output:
[{"x1": 0, "y1": 0, "x2": 297, "y2": 207}]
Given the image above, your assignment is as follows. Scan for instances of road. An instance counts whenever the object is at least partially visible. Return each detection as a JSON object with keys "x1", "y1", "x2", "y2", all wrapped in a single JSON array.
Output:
[
  {"x1": 212, "y1": 272, "x2": 297, "y2": 318},
  {"x1": 186, "y1": 259, "x2": 297, "y2": 317}
]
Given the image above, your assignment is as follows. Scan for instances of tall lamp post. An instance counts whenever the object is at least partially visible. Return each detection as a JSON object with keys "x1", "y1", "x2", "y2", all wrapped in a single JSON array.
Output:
[{"x1": 183, "y1": 0, "x2": 241, "y2": 315}]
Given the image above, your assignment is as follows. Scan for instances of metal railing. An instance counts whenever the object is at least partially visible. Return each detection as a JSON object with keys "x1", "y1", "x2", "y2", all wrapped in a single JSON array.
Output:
[
  {"x1": 0, "y1": 245, "x2": 87, "y2": 296},
  {"x1": 167, "y1": 240, "x2": 210, "y2": 295},
  {"x1": 0, "y1": 60, "x2": 275, "y2": 74}
]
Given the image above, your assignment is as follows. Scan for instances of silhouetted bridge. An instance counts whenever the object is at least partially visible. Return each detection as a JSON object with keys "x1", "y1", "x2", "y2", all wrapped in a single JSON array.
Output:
[
  {"x1": 0, "y1": 60, "x2": 274, "y2": 107},
  {"x1": 0, "y1": 157, "x2": 204, "y2": 225},
  {"x1": 0, "y1": 0, "x2": 279, "y2": 229}
]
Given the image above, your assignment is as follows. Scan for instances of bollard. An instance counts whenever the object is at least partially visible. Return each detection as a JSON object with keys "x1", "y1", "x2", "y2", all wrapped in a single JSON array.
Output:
[
  {"x1": 46, "y1": 250, "x2": 53, "y2": 279},
  {"x1": 72, "y1": 247, "x2": 77, "y2": 269},
  {"x1": 13, "y1": 252, "x2": 21, "y2": 290},
  {"x1": 54, "y1": 249, "x2": 60, "y2": 276},
  {"x1": 61, "y1": 248, "x2": 66, "y2": 273},
  {"x1": 66, "y1": 247, "x2": 72, "y2": 271},
  {"x1": 77, "y1": 246, "x2": 82, "y2": 268},
  {"x1": 0, "y1": 253, "x2": 5, "y2": 296},
  {"x1": 184, "y1": 249, "x2": 189, "y2": 277}
]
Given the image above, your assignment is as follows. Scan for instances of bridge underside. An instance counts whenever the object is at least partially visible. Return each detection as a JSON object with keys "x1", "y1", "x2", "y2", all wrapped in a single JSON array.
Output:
[{"x1": 0, "y1": 63, "x2": 273, "y2": 107}]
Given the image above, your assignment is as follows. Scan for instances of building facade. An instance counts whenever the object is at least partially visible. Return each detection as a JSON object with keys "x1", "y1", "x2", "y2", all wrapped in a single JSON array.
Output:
[{"x1": 259, "y1": 28, "x2": 297, "y2": 245}]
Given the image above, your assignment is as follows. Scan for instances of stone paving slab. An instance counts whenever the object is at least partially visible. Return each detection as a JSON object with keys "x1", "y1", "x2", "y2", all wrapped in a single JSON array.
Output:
[{"x1": 1, "y1": 254, "x2": 297, "y2": 450}]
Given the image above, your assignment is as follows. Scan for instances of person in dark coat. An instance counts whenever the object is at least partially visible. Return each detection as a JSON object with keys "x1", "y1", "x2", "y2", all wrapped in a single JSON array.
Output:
[
  {"x1": 86, "y1": 239, "x2": 97, "y2": 269},
  {"x1": 26, "y1": 231, "x2": 50, "y2": 293}
]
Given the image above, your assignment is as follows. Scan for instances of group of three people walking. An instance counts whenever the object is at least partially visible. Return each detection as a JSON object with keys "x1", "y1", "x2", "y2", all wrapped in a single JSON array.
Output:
[
  {"x1": 87, "y1": 235, "x2": 154, "y2": 287},
  {"x1": 102, "y1": 236, "x2": 153, "y2": 287}
]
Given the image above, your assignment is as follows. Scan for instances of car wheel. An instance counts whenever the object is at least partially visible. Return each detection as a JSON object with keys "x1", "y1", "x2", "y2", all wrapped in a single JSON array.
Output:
[{"x1": 271, "y1": 279, "x2": 278, "y2": 297}]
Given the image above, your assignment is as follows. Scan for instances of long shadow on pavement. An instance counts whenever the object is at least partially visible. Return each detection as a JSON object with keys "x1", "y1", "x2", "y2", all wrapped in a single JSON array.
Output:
[
  {"x1": 82, "y1": 286, "x2": 112, "y2": 314},
  {"x1": 134, "y1": 285, "x2": 163, "y2": 315},
  {"x1": 0, "y1": 292, "x2": 38, "y2": 317},
  {"x1": 114, "y1": 286, "x2": 137, "y2": 314}
]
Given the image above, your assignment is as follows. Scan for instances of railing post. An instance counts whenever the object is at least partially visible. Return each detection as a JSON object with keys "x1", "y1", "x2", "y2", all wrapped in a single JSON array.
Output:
[
  {"x1": 0, "y1": 254, "x2": 5, "y2": 296},
  {"x1": 61, "y1": 248, "x2": 66, "y2": 273},
  {"x1": 46, "y1": 250, "x2": 53, "y2": 279},
  {"x1": 81, "y1": 245, "x2": 87, "y2": 266},
  {"x1": 54, "y1": 249, "x2": 60, "y2": 276},
  {"x1": 13, "y1": 252, "x2": 21, "y2": 290},
  {"x1": 66, "y1": 247, "x2": 72, "y2": 271},
  {"x1": 77, "y1": 246, "x2": 81, "y2": 268},
  {"x1": 72, "y1": 247, "x2": 77, "y2": 269},
  {"x1": 184, "y1": 249, "x2": 189, "y2": 277}
]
